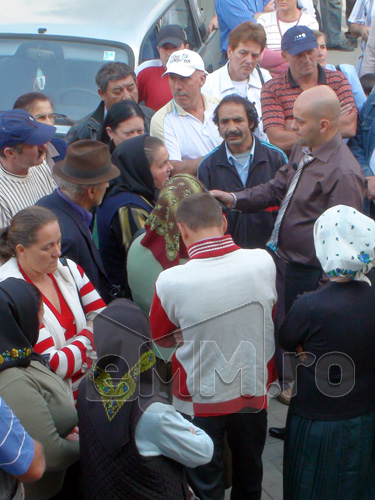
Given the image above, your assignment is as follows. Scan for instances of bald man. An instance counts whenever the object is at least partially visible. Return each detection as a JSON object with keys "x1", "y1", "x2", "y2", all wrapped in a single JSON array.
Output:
[
  {"x1": 213, "y1": 86, "x2": 365, "y2": 422},
  {"x1": 213, "y1": 86, "x2": 364, "y2": 285}
]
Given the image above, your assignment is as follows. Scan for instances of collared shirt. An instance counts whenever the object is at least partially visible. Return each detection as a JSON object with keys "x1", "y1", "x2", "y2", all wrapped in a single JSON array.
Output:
[
  {"x1": 261, "y1": 65, "x2": 357, "y2": 131},
  {"x1": 225, "y1": 140, "x2": 255, "y2": 186},
  {"x1": 56, "y1": 188, "x2": 93, "y2": 229},
  {"x1": 325, "y1": 63, "x2": 366, "y2": 111},
  {"x1": 202, "y1": 62, "x2": 271, "y2": 142},
  {"x1": 150, "y1": 94, "x2": 222, "y2": 161},
  {"x1": 348, "y1": 0, "x2": 375, "y2": 69},
  {"x1": 235, "y1": 133, "x2": 366, "y2": 267}
]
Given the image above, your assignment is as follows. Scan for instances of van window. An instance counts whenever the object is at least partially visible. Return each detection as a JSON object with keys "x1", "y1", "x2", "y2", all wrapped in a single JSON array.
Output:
[
  {"x1": 0, "y1": 36, "x2": 131, "y2": 122},
  {"x1": 140, "y1": 0, "x2": 200, "y2": 64}
]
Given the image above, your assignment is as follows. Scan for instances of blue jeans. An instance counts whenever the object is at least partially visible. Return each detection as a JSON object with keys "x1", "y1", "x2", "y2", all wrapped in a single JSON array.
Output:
[{"x1": 320, "y1": 0, "x2": 347, "y2": 46}]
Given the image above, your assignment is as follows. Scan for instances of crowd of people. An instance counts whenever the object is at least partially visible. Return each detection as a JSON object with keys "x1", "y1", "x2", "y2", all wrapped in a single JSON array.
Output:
[{"x1": 0, "y1": 2, "x2": 375, "y2": 498}]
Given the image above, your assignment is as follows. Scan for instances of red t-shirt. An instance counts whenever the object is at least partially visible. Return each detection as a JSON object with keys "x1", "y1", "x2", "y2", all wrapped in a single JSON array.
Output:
[{"x1": 137, "y1": 60, "x2": 172, "y2": 111}]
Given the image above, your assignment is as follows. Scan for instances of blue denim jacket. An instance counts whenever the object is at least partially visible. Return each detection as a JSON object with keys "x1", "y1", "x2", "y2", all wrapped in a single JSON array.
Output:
[{"x1": 349, "y1": 91, "x2": 375, "y2": 177}]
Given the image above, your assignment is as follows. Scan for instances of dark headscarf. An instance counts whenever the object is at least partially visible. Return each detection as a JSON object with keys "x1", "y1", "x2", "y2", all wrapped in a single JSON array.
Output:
[
  {"x1": 141, "y1": 174, "x2": 205, "y2": 268},
  {"x1": 0, "y1": 278, "x2": 41, "y2": 371},
  {"x1": 110, "y1": 134, "x2": 155, "y2": 202},
  {"x1": 82, "y1": 299, "x2": 165, "y2": 454}
]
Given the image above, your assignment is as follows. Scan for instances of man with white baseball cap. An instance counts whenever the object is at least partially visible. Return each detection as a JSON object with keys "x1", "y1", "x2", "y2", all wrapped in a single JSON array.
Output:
[{"x1": 150, "y1": 49, "x2": 222, "y2": 175}]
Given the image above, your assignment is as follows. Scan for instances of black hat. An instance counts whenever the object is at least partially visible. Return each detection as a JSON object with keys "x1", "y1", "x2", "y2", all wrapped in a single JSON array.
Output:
[{"x1": 157, "y1": 25, "x2": 188, "y2": 48}]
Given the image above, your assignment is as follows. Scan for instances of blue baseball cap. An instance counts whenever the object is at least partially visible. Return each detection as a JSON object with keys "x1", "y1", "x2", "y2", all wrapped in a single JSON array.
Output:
[
  {"x1": 0, "y1": 109, "x2": 56, "y2": 149},
  {"x1": 281, "y1": 26, "x2": 318, "y2": 56}
]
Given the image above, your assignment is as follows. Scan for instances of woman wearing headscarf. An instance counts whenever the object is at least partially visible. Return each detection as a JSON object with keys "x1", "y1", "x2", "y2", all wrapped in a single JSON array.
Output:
[
  {"x1": 127, "y1": 174, "x2": 205, "y2": 397},
  {"x1": 77, "y1": 299, "x2": 213, "y2": 500},
  {"x1": 280, "y1": 205, "x2": 375, "y2": 500},
  {"x1": 96, "y1": 134, "x2": 172, "y2": 296},
  {"x1": 98, "y1": 100, "x2": 145, "y2": 152},
  {"x1": 127, "y1": 174, "x2": 205, "y2": 313},
  {"x1": 0, "y1": 278, "x2": 80, "y2": 500}
]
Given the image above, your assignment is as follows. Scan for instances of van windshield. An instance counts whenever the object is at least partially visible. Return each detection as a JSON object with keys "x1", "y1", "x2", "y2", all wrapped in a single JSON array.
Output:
[{"x1": 0, "y1": 36, "x2": 132, "y2": 124}]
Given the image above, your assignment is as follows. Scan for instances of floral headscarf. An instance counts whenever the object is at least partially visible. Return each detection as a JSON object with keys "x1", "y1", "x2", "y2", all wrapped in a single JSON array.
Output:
[
  {"x1": 314, "y1": 205, "x2": 375, "y2": 285},
  {"x1": 141, "y1": 174, "x2": 205, "y2": 269}
]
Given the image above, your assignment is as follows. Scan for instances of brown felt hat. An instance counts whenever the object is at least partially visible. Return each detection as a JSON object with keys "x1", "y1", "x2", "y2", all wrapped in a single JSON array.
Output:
[{"x1": 53, "y1": 140, "x2": 120, "y2": 185}]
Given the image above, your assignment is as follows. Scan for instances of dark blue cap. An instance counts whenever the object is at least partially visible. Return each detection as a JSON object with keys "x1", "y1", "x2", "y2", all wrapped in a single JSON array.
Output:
[
  {"x1": 0, "y1": 109, "x2": 56, "y2": 149},
  {"x1": 281, "y1": 26, "x2": 318, "y2": 56},
  {"x1": 157, "y1": 25, "x2": 187, "y2": 47}
]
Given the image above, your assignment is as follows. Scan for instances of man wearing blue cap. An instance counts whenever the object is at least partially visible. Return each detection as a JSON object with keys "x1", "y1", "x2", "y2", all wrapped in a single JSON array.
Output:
[
  {"x1": 0, "y1": 109, "x2": 56, "y2": 226},
  {"x1": 260, "y1": 25, "x2": 358, "y2": 154}
]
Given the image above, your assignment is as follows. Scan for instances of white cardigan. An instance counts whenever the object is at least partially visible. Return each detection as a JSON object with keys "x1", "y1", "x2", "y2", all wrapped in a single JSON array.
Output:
[{"x1": 0, "y1": 257, "x2": 104, "y2": 399}]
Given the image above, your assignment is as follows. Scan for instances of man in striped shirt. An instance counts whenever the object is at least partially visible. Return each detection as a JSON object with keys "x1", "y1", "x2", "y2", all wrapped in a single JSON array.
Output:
[
  {"x1": 260, "y1": 26, "x2": 358, "y2": 154},
  {"x1": 0, "y1": 397, "x2": 45, "y2": 498},
  {"x1": 0, "y1": 109, "x2": 56, "y2": 227}
]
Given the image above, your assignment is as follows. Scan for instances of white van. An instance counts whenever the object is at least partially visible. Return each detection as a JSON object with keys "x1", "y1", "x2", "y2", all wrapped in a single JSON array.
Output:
[{"x1": 0, "y1": 0, "x2": 219, "y2": 132}]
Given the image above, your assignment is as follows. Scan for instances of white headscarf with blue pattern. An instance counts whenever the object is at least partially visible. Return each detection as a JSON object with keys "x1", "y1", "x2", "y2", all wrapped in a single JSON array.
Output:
[{"x1": 314, "y1": 205, "x2": 375, "y2": 285}]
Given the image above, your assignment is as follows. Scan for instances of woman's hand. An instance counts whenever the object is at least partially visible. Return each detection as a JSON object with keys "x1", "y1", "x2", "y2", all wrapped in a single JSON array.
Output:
[{"x1": 65, "y1": 426, "x2": 79, "y2": 442}]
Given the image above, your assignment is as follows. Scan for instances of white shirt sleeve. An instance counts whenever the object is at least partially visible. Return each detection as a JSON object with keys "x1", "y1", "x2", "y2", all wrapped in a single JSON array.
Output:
[{"x1": 135, "y1": 402, "x2": 213, "y2": 468}]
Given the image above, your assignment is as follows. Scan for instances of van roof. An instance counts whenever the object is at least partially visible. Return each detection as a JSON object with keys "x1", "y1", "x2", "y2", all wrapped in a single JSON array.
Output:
[{"x1": 0, "y1": 0, "x2": 175, "y2": 63}]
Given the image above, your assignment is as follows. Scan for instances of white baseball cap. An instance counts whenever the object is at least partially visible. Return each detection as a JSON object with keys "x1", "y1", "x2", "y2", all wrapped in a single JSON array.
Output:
[{"x1": 163, "y1": 49, "x2": 208, "y2": 77}]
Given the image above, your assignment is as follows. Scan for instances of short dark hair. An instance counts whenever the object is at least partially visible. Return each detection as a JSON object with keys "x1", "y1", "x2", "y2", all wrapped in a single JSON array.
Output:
[
  {"x1": 99, "y1": 100, "x2": 145, "y2": 145},
  {"x1": 228, "y1": 22, "x2": 267, "y2": 52},
  {"x1": 213, "y1": 94, "x2": 259, "y2": 132},
  {"x1": 0, "y1": 144, "x2": 23, "y2": 159},
  {"x1": 360, "y1": 73, "x2": 375, "y2": 97},
  {"x1": 95, "y1": 62, "x2": 136, "y2": 92},
  {"x1": 13, "y1": 92, "x2": 53, "y2": 113},
  {"x1": 176, "y1": 193, "x2": 223, "y2": 231}
]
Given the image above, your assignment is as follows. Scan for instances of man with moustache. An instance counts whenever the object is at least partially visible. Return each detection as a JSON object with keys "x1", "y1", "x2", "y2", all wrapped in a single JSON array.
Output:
[
  {"x1": 198, "y1": 95, "x2": 287, "y2": 249},
  {"x1": 212, "y1": 87, "x2": 365, "y2": 430},
  {"x1": 0, "y1": 109, "x2": 56, "y2": 227},
  {"x1": 150, "y1": 49, "x2": 222, "y2": 175},
  {"x1": 261, "y1": 26, "x2": 358, "y2": 154}
]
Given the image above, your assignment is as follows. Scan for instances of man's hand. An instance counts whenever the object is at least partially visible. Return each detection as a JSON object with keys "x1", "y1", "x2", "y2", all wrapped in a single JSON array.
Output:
[
  {"x1": 264, "y1": 0, "x2": 275, "y2": 12},
  {"x1": 173, "y1": 331, "x2": 184, "y2": 345},
  {"x1": 210, "y1": 190, "x2": 235, "y2": 208},
  {"x1": 208, "y1": 14, "x2": 218, "y2": 34},
  {"x1": 340, "y1": 102, "x2": 354, "y2": 116},
  {"x1": 296, "y1": 344, "x2": 307, "y2": 362},
  {"x1": 361, "y1": 25, "x2": 371, "y2": 42},
  {"x1": 366, "y1": 176, "x2": 375, "y2": 200}
]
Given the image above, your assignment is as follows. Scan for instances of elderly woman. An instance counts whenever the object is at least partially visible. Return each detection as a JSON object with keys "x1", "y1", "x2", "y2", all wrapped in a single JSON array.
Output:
[
  {"x1": 98, "y1": 100, "x2": 145, "y2": 152},
  {"x1": 257, "y1": 0, "x2": 318, "y2": 75},
  {"x1": 97, "y1": 134, "x2": 173, "y2": 296},
  {"x1": 0, "y1": 206, "x2": 105, "y2": 403},
  {"x1": 127, "y1": 174, "x2": 205, "y2": 312},
  {"x1": 77, "y1": 299, "x2": 213, "y2": 500},
  {"x1": 280, "y1": 205, "x2": 375, "y2": 499},
  {"x1": 13, "y1": 92, "x2": 67, "y2": 168},
  {"x1": 0, "y1": 278, "x2": 79, "y2": 500}
]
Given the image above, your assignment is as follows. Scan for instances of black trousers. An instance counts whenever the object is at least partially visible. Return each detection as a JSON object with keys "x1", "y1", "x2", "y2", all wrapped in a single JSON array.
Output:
[
  {"x1": 185, "y1": 410, "x2": 267, "y2": 500},
  {"x1": 284, "y1": 262, "x2": 322, "y2": 314}
]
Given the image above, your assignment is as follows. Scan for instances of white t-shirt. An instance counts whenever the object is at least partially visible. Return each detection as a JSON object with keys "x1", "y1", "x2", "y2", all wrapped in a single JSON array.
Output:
[{"x1": 257, "y1": 11, "x2": 319, "y2": 51}]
